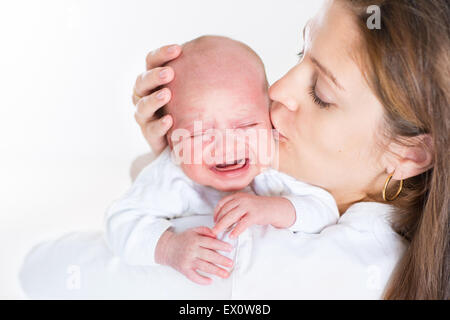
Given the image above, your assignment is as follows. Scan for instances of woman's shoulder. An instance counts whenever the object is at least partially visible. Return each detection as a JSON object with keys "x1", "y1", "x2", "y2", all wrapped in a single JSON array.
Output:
[
  {"x1": 323, "y1": 202, "x2": 407, "y2": 256},
  {"x1": 243, "y1": 202, "x2": 407, "y2": 299}
]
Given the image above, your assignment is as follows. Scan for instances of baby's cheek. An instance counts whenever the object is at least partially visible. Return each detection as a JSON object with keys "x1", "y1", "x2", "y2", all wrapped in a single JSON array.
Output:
[
  {"x1": 180, "y1": 163, "x2": 211, "y2": 186},
  {"x1": 246, "y1": 126, "x2": 274, "y2": 167},
  {"x1": 172, "y1": 135, "x2": 219, "y2": 169}
]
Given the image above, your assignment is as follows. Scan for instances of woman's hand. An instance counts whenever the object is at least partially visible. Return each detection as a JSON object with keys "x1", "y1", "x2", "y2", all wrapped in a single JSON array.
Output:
[
  {"x1": 133, "y1": 44, "x2": 182, "y2": 155},
  {"x1": 212, "y1": 193, "x2": 296, "y2": 238},
  {"x1": 155, "y1": 227, "x2": 234, "y2": 285}
]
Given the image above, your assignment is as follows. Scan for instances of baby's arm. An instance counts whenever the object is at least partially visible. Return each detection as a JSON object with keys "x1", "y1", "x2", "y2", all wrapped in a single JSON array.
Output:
[
  {"x1": 212, "y1": 193, "x2": 297, "y2": 237},
  {"x1": 105, "y1": 176, "x2": 234, "y2": 276},
  {"x1": 281, "y1": 194, "x2": 339, "y2": 234},
  {"x1": 104, "y1": 175, "x2": 177, "y2": 267},
  {"x1": 212, "y1": 191, "x2": 339, "y2": 237},
  {"x1": 104, "y1": 149, "x2": 194, "y2": 266}
]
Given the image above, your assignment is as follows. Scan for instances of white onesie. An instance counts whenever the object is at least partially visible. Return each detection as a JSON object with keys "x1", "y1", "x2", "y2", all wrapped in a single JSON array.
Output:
[{"x1": 104, "y1": 147, "x2": 339, "y2": 266}]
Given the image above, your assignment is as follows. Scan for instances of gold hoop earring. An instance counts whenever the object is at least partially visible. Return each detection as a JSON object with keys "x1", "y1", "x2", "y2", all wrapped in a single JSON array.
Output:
[{"x1": 382, "y1": 172, "x2": 403, "y2": 201}]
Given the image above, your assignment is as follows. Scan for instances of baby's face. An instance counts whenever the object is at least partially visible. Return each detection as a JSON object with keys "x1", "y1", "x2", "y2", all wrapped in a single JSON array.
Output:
[
  {"x1": 164, "y1": 37, "x2": 275, "y2": 191},
  {"x1": 166, "y1": 71, "x2": 273, "y2": 192}
]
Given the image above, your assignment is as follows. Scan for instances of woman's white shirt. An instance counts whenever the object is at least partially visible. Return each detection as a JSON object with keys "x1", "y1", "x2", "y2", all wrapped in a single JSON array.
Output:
[
  {"x1": 230, "y1": 201, "x2": 407, "y2": 299},
  {"x1": 19, "y1": 201, "x2": 407, "y2": 299}
]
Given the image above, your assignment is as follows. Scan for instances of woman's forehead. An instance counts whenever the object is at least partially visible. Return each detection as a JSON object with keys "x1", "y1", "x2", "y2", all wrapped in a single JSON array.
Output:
[{"x1": 307, "y1": 0, "x2": 367, "y2": 94}]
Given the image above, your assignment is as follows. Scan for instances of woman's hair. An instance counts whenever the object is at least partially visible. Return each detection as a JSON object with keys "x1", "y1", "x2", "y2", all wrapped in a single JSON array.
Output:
[{"x1": 341, "y1": 0, "x2": 449, "y2": 299}]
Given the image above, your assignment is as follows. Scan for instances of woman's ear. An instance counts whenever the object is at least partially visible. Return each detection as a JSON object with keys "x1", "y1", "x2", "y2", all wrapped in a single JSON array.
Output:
[{"x1": 388, "y1": 134, "x2": 433, "y2": 180}]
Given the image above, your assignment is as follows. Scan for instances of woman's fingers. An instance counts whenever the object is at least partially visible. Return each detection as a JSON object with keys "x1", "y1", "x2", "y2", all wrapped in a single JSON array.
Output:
[
  {"x1": 199, "y1": 236, "x2": 233, "y2": 252},
  {"x1": 146, "y1": 44, "x2": 181, "y2": 70},
  {"x1": 194, "y1": 259, "x2": 230, "y2": 279},
  {"x1": 141, "y1": 116, "x2": 173, "y2": 155},
  {"x1": 185, "y1": 269, "x2": 212, "y2": 285},
  {"x1": 134, "y1": 88, "x2": 170, "y2": 123},
  {"x1": 134, "y1": 67, "x2": 174, "y2": 100},
  {"x1": 213, "y1": 205, "x2": 247, "y2": 235},
  {"x1": 198, "y1": 248, "x2": 233, "y2": 269}
]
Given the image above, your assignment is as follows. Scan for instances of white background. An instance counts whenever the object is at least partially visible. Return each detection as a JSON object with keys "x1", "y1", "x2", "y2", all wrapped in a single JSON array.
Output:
[{"x1": 0, "y1": 0, "x2": 323, "y2": 298}]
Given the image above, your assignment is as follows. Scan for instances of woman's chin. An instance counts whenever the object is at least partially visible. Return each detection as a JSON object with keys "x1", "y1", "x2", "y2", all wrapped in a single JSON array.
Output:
[{"x1": 277, "y1": 145, "x2": 297, "y2": 175}]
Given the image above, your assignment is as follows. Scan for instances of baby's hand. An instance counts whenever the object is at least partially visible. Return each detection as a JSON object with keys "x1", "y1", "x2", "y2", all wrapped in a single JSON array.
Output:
[
  {"x1": 156, "y1": 227, "x2": 234, "y2": 285},
  {"x1": 212, "y1": 193, "x2": 296, "y2": 238}
]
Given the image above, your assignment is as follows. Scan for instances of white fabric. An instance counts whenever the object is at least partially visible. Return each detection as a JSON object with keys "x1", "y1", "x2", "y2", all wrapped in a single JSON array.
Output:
[
  {"x1": 104, "y1": 147, "x2": 339, "y2": 266},
  {"x1": 19, "y1": 202, "x2": 407, "y2": 299}
]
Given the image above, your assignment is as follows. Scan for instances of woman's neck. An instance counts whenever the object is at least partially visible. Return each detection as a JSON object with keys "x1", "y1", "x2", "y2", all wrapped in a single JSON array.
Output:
[{"x1": 333, "y1": 191, "x2": 378, "y2": 215}]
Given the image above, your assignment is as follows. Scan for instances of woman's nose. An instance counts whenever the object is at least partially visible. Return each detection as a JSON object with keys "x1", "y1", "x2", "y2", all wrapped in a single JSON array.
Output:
[{"x1": 269, "y1": 79, "x2": 298, "y2": 112}]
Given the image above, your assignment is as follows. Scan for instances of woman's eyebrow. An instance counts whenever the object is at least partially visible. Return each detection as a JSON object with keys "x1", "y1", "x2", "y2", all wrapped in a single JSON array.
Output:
[{"x1": 310, "y1": 56, "x2": 345, "y2": 91}]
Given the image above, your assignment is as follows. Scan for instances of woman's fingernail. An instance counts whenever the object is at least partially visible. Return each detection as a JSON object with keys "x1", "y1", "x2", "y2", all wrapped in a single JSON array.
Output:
[
  {"x1": 162, "y1": 116, "x2": 171, "y2": 124},
  {"x1": 159, "y1": 69, "x2": 169, "y2": 78},
  {"x1": 156, "y1": 90, "x2": 166, "y2": 100},
  {"x1": 167, "y1": 45, "x2": 178, "y2": 53}
]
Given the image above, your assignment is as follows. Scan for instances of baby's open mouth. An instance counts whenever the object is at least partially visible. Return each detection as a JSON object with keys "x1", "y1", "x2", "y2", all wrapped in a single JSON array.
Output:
[{"x1": 213, "y1": 158, "x2": 248, "y2": 172}]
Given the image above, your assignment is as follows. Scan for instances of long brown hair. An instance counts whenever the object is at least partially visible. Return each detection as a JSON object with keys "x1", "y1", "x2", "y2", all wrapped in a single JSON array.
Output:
[{"x1": 341, "y1": 0, "x2": 449, "y2": 299}]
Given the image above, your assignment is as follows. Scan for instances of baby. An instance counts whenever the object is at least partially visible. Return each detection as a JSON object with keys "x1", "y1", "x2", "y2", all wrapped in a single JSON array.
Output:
[{"x1": 105, "y1": 36, "x2": 339, "y2": 285}]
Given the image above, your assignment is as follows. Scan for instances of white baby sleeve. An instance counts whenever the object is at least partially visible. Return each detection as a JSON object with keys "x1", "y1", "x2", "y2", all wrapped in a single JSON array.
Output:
[
  {"x1": 252, "y1": 169, "x2": 339, "y2": 234},
  {"x1": 104, "y1": 149, "x2": 189, "y2": 266},
  {"x1": 283, "y1": 193, "x2": 339, "y2": 234}
]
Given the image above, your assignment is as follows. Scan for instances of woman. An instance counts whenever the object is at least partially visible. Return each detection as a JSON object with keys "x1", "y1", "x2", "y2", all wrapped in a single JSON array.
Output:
[{"x1": 20, "y1": 0, "x2": 449, "y2": 299}]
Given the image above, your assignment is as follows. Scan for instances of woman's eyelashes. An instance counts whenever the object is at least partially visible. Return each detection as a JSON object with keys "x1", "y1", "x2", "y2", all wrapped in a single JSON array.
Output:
[
  {"x1": 296, "y1": 49, "x2": 333, "y2": 109},
  {"x1": 309, "y1": 82, "x2": 332, "y2": 109}
]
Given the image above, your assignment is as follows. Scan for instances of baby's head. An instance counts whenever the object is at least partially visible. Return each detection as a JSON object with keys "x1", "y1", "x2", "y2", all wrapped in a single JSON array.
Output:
[{"x1": 161, "y1": 36, "x2": 274, "y2": 191}]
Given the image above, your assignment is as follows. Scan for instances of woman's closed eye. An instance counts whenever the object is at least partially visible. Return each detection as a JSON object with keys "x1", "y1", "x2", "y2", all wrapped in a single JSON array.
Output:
[
  {"x1": 297, "y1": 49, "x2": 334, "y2": 109},
  {"x1": 309, "y1": 82, "x2": 332, "y2": 109}
]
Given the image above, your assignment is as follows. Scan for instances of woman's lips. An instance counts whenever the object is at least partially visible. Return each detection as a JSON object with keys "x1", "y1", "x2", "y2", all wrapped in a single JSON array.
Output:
[
  {"x1": 273, "y1": 129, "x2": 288, "y2": 142},
  {"x1": 270, "y1": 118, "x2": 288, "y2": 142}
]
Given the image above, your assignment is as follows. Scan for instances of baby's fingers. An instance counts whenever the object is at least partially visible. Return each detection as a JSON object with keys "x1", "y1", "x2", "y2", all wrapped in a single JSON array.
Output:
[
  {"x1": 194, "y1": 259, "x2": 230, "y2": 279},
  {"x1": 185, "y1": 269, "x2": 212, "y2": 285},
  {"x1": 230, "y1": 216, "x2": 252, "y2": 239},
  {"x1": 198, "y1": 248, "x2": 233, "y2": 269},
  {"x1": 214, "y1": 198, "x2": 240, "y2": 224},
  {"x1": 199, "y1": 236, "x2": 233, "y2": 252},
  {"x1": 212, "y1": 205, "x2": 247, "y2": 235},
  {"x1": 193, "y1": 226, "x2": 216, "y2": 238},
  {"x1": 213, "y1": 194, "x2": 236, "y2": 221}
]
